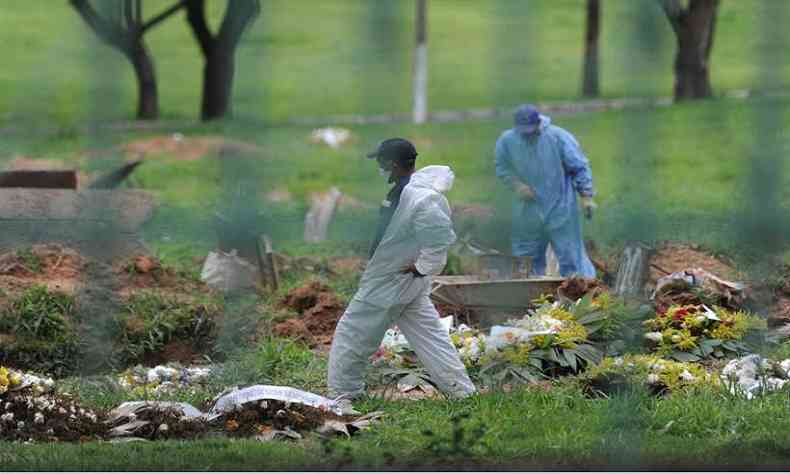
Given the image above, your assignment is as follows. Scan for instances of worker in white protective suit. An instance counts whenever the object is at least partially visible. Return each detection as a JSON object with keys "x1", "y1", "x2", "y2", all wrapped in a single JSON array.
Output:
[{"x1": 327, "y1": 138, "x2": 476, "y2": 400}]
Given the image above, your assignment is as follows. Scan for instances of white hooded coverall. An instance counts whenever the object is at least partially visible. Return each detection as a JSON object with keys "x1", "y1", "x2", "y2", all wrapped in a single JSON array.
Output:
[{"x1": 327, "y1": 165, "x2": 476, "y2": 399}]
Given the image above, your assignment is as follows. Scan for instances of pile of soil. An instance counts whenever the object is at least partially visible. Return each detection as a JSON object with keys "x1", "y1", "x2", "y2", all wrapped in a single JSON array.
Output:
[
  {"x1": 121, "y1": 135, "x2": 261, "y2": 162},
  {"x1": 648, "y1": 242, "x2": 739, "y2": 286},
  {"x1": 217, "y1": 399, "x2": 351, "y2": 438},
  {"x1": 0, "y1": 246, "x2": 208, "y2": 298},
  {"x1": 0, "y1": 244, "x2": 84, "y2": 295},
  {"x1": 772, "y1": 268, "x2": 790, "y2": 326},
  {"x1": 111, "y1": 405, "x2": 208, "y2": 441},
  {"x1": 0, "y1": 391, "x2": 106, "y2": 442},
  {"x1": 113, "y1": 255, "x2": 207, "y2": 297},
  {"x1": 557, "y1": 277, "x2": 606, "y2": 302},
  {"x1": 273, "y1": 281, "x2": 346, "y2": 349}
]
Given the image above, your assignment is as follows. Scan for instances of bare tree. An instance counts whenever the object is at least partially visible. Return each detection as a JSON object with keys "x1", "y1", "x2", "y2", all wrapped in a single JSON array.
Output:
[
  {"x1": 581, "y1": 0, "x2": 601, "y2": 97},
  {"x1": 658, "y1": 0, "x2": 720, "y2": 101},
  {"x1": 184, "y1": 0, "x2": 260, "y2": 121},
  {"x1": 70, "y1": 0, "x2": 186, "y2": 120}
]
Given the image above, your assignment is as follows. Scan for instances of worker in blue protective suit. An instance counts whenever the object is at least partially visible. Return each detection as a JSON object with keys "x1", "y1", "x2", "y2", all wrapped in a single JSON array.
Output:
[
  {"x1": 495, "y1": 104, "x2": 597, "y2": 278},
  {"x1": 327, "y1": 138, "x2": 476, "y2": 401}
]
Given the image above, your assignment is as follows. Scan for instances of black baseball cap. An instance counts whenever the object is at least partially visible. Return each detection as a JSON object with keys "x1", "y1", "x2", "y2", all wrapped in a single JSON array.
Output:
[{"x1": 366, "y1": 138, "x2": 418, "y2": 165}]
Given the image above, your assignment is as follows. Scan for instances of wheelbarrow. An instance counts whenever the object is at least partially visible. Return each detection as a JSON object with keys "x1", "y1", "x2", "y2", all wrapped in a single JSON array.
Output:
[{"x1": 430, "y1": 275, "x2": 566, "y2": 328}]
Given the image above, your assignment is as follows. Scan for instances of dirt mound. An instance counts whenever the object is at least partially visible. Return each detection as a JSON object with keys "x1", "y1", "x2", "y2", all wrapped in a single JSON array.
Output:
[
  {"x1": 649, "y1": 243, "x2": 738, "y2": 285},
  {"x1": 0, "y1": 246, "x2": 207, "y2": 300},
  {"x1": 113, "y1": 255, "x2": 207, "y2": 297},
  {"x1": 328, "y1": 256, "x2": 365, "y2": 275},
  {"x1": 0, "y1": 244, "x2": 84, "y2": 295},
  {"x1": 557, "y1": 277, "x2": 606, "y2": 302},
  {"x1": 122, "y1": 134, "x2": 261, "y2": 162},
  {"x1": 0, "y1": 391, "x2": 106, "y2": 442},
  {"x1": 274, "y1": 281, "x2": 346, "y2": 349}
]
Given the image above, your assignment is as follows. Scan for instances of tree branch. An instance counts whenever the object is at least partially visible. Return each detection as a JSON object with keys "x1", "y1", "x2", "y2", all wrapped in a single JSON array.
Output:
[
  {"x1": 141, "y1": 0, "x2": 187, "y2": 34},
  {"x1": 123, "y1": 0, "x2": 135, "y2": 31},
  {"x1": 657, "y1": 0, "x2": 684, "y2": 35},
  {"x1": 69, "y1": 0, "x2": 133, "y2": 52},
  {"x1": 217, "y1": 0, "x2": 260, "y2": 50},
  {"x1": 134, "y1": 0, "x2": 142, "y2": 25},
  {"x1": 185, "y1": 0, "x2": 214, "y2": 57}
]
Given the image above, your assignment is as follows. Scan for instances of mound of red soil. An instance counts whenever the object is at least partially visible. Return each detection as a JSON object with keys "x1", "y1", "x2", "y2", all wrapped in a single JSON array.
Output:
[
  {"x1": 121, "y1": 135, "x2": 261, "y2": 162},
  {"x1": 649, "y1": 243, "x2": 738, "y2": 285},
  {"x1": 0, "y1": 244, "x2": 84, "y2": 295},
  {"x1": 274, "y1": 281, "x2": 346, "y2": 349}
]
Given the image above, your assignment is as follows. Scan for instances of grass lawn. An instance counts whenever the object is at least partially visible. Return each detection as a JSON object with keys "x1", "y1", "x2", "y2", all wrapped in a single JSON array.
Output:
[
  {"x1": 2, "y1": 337, "x2": 790, "y2": 470},
  {"x1": 2, "y1": 94, "x2": 787, "y2": 268},
  {"x1": 2, "y1": 1, "x2": 790, "y2": 125}
]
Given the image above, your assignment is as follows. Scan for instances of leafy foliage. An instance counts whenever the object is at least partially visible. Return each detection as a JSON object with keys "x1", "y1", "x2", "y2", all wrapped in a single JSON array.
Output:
[{"x1": 0, "y1": 286, "x2": 80, "y2": 377}]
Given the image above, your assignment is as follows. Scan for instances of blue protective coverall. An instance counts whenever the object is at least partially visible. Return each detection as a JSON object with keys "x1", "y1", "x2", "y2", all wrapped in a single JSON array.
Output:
[{"x1": 495, "y1": 115, "x2": 596, "y2": 278}]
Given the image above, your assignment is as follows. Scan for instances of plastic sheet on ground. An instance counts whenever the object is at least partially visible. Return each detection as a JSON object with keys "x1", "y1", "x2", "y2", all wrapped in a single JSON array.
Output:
[
  {"x1": 200, "y1": 250, "x2": 258, "y2": 293},
  {"x1": 316, "y1": 410, "x2": 385, "y2": 438},
  {"x1": 109, "y1": 401, "x2": 205, "y2": 423},
  {"x1": 108, "y1": 401, "x2": 205, "y2": 438},
  {"x1": 309, "y1": 127, "x2": 352, "y2": 149},
  {"x1": 652, "y1": 267, "x2": 746, "y2": 306},
  {"x1": 207, "y1": 385, "x2": 357, "y2": 420}
]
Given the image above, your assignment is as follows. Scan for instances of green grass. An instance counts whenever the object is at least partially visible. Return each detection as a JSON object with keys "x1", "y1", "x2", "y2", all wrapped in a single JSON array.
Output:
[
  {"x1": 2, "y1": 1, "x2": 790, "y2": 125},
  {"x1": 2, "y1": 378, "x2": 789, "y2": 470},
  {"x1": 6, "y1": 95, "x2": 785, "y2": 266}
]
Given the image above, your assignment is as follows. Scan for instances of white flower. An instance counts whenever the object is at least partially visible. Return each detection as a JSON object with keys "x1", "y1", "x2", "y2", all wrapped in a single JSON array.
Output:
[
  {"x1": 16, "y1": 421, "x2": 25, "y2": 429},
  {"x1": 34, "y1": 412, "x2": 45, "y2": 424},
  {"x1": 647, "y1": 374, "x2": 661, "y2": 384},
  {"x1": 644, "y1": 332, "x2": 663, "y2": 343},
  {"x1": 87, "y1": 413, "x2": 97, "y2": 423},
  {"x1": 158, "y1": 423, "x2": 169, "y2": 432},
  {"x1": 780, "y1": 359, "x2": 790, "y2": 378},
  {"x1": 679, "y1": 370, "x2": 696, "y2": 382},
  {"x1": 1, "y1": 413, "x2": 14, "y2": 423},
  {"x1": 613, "y1": 357, "x2": 624, "y2": 367},
  {"x1": 4, "y1": 402, "x2": 11, "y2": 410}
]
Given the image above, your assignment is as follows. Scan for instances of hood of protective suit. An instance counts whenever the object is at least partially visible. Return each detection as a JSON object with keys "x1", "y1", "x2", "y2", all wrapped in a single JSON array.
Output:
[{"x1": 408, "y1": 165, "x2": 454, "y2": 194}]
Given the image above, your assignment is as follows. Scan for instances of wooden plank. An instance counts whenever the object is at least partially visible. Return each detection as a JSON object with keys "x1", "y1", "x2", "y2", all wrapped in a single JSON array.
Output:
[{"x1": 0, "y1": 170, "x2": 77, "y2": 189}]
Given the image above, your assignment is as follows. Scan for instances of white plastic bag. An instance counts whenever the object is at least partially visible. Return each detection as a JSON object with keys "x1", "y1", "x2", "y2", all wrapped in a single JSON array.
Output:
[{"x1": 200, "y1": 250, "x2": 258, "y2": 292}]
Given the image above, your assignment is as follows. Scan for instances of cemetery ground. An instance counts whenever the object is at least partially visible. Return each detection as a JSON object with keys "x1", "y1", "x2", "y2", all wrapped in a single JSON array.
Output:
[{"x1": 1, "y1": 96, "x2": 790, "y2": 470}]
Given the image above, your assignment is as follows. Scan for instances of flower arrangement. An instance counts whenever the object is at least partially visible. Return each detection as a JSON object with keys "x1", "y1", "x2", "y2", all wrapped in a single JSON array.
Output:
[
  {"x1": 585, "y1": 354, "x2": 718, "y2": 394},
  {"x1": 0, "y1": 366, "x2": 54, "y2": 396},
  {"x1": 118, "y1": 364, "x2": 212, "y2": 397},
  {"x1": 0, "y1": 367, "x2": 23, "y2": 395},
  {"x1": 643, "y1": 304, "x2": 765, "y2": 362}
]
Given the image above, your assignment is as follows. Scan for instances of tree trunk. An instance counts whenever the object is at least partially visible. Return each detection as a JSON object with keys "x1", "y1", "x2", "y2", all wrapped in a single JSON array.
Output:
[
  {"x1": 202, "y1": 48, "x2": 235, "y2": 120},
  {"x1": 128, "y1": 42, "x2": 159, "y2": 120},
  {"x1": 673, "y1": 0, "x2": 719, "y2": 100},
  {"x1": 581, "y1": 0, "x2": 600, "y2": 98}
]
